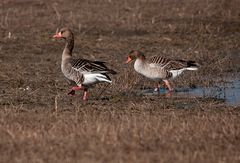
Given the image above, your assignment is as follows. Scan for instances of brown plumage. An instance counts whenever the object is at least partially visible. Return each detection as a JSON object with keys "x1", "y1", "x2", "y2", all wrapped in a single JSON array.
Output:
[
  {"x1": 53, "y1": 27, "x2": 116, "y2": 100},
  {"x1": 126, "y1": 50, "x2": 199, "y2": 91}
]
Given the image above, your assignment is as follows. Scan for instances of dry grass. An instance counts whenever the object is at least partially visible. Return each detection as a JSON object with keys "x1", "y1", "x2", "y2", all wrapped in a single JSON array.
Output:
[
  {"x1": 0, "y1": 0, "x2": 240, "y2": 162},
  {"x1": 0, "y1": 104, "x2": 240, "y2": 163}
]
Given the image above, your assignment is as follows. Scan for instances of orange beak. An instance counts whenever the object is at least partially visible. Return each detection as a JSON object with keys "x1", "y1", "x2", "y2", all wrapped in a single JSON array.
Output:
[
  {"x1": 53, "y1": 32, "x2": 62, "y2": 38},
  {"x1": 125, "y1": 56, "x2": 132, "y2": 63}
]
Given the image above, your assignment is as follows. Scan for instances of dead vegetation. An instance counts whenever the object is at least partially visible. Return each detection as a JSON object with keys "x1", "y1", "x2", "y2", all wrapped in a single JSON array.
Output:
[{"x1": 0, "y1": 0, "x2": 240, "y2": 162}]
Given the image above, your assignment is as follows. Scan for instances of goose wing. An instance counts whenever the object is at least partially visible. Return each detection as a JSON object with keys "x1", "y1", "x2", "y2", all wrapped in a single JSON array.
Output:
[
  {"x1": 149, "y1": 56, "x2": 190, "y2": 70},
  {"x1": 70, "y1": 58, "x2": 114, "y2": 74}
]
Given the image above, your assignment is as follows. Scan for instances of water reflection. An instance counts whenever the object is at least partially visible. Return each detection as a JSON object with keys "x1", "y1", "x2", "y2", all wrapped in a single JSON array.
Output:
[{"x1": 141, "y1": 80, "x2": 240, "y2": 106}]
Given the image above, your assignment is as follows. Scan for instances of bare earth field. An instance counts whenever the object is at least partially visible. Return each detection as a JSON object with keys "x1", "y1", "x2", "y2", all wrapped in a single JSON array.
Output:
[{"x1": 0, "y1": 0, "x2": 240, "y2": 162}]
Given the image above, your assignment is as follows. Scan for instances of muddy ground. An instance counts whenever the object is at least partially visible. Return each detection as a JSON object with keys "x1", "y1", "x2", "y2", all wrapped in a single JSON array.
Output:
[{"x1": 0, "y1": 0, "x2": 240, "y2": 162}]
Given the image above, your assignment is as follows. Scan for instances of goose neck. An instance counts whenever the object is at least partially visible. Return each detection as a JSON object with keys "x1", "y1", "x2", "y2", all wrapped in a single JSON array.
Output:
[
  {"x1": 62, "y1": 36, "x2": 74, "y2": 60},
  {"x1": 134, "y1": 58, "x2": 146, "y2": 71}
]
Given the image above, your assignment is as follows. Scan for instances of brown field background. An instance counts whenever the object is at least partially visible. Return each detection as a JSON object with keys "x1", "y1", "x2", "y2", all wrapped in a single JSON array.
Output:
[{"x1": 0, "y1": 0, "x2": 240, "y2": 162}]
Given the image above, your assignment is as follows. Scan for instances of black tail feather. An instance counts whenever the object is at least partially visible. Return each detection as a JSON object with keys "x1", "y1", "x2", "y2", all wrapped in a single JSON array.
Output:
[
  {"x1": 187, "y1": 60, "x2": 199, "y2": 68},
  {"x1": 93, "y1": 61, "x2": 117, "y2": 74},
  {"x1": 101, "y1": 73, "x2": 112, "y2": 81},
  {"x1": 109, "y1": 69, "x2": 117, "y2": 75}
]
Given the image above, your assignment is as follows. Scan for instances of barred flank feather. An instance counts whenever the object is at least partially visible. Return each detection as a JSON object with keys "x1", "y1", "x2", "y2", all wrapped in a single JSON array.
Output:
[
  {"x1": 150, "y1": 56, "x2": 199, "y2": 71},
  {"x1": 151, "y1": 56, "x2": 170, "y2": 65},
  {"x1": 70, "y1": 59, "x2": 117, "y2": 74}
]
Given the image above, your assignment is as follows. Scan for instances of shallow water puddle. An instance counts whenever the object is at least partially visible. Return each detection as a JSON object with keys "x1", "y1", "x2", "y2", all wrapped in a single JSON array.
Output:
[{"x1": 140, "y1": 80, "x2": 240, "y2": 106}]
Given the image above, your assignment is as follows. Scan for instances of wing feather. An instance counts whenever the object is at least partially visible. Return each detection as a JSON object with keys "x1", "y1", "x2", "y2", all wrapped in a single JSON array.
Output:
[
  {"x1": 70, "y1": 59, "x2": 114, "y2": 74},
  {"x1": 149, "y1": 56, "x2": 189, "y2": 70}
]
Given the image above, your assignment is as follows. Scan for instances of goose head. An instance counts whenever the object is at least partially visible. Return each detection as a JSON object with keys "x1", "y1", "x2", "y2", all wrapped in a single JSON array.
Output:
[
  {"x1": 53, "y1": 27, "x2": 73, "y2": 39},
  {"x1": 126, "y1": 50, "x2": 145, "y2": 63}
]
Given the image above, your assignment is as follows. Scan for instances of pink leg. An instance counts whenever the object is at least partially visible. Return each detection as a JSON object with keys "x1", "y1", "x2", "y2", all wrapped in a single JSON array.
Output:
[
  {"x1": 82, "y1": 89, "x2": 88, "y2": 101},
  {"x1": 163, "y1": 80, "x2": 173, "y2": 91},
  {"x1": 162, "y1": 82, "x2": 168, "y2": 89},
  {"x1": 165, "y1": 91, "x2": 173, "y2": 98},
  {"x1": 68, "y1": 85, "x2": 82, "y2": 96},
  {"x1": 72, "y1": 86, "x2": 81, "y2": 90}
]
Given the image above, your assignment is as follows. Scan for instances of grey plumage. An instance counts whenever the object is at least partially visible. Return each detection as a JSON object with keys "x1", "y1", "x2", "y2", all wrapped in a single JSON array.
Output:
[
  {"x1": 63, "y1": 58, "x2": 116, "y2": 86},
  {"x1": 53, "y1": 27, "x2": 116, "y2": 99},
  {"x1": 126, "y1": 50, "x2": 199, "y2": 91},
  {"x1": 151, "y1": 56, "x2": 198, "y2": 71}
]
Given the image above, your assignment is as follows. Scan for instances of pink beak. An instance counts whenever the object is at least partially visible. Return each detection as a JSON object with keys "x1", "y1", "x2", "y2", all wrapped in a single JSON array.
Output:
[
  {"x1": 125, "y1": 56, "x2": 132, "y2": 64},
  {"x1": 53, "y1": 32, "x2": 62, "y2": 38}
]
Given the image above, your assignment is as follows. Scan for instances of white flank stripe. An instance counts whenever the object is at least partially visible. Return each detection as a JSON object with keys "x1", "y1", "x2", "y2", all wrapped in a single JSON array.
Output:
[
  {"x1": 170, "y1": 69, "x2": 185, "y2": 78},
  {"x1": 186, "y1": 67, "x2": 198, "y2": 71},
  {"x1": 83, "y1": 73, "x2": 112, "y2": 85}
]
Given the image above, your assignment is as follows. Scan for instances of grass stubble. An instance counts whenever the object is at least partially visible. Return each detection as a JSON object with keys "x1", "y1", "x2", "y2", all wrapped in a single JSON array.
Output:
[{"x1": 0, "y1": 0, "x2": 240, "y2": 162}]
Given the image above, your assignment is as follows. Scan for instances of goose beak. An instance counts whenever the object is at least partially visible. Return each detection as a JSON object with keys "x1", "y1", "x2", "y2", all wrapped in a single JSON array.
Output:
[
  {"x1": 53, "y1": 32, "x2": 62, "y2": 38},
  {"x1": 125, "y1": 56, "x2": 132, "y2": 64}
]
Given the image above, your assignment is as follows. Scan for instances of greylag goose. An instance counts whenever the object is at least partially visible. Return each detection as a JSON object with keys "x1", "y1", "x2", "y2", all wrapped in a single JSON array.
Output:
[
  {"x1": 53, "y1": 27, "x2": 116, "y2": 100},
  {"x1": 126, "y1": 50, "x2": 198, "y2": 91}
]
